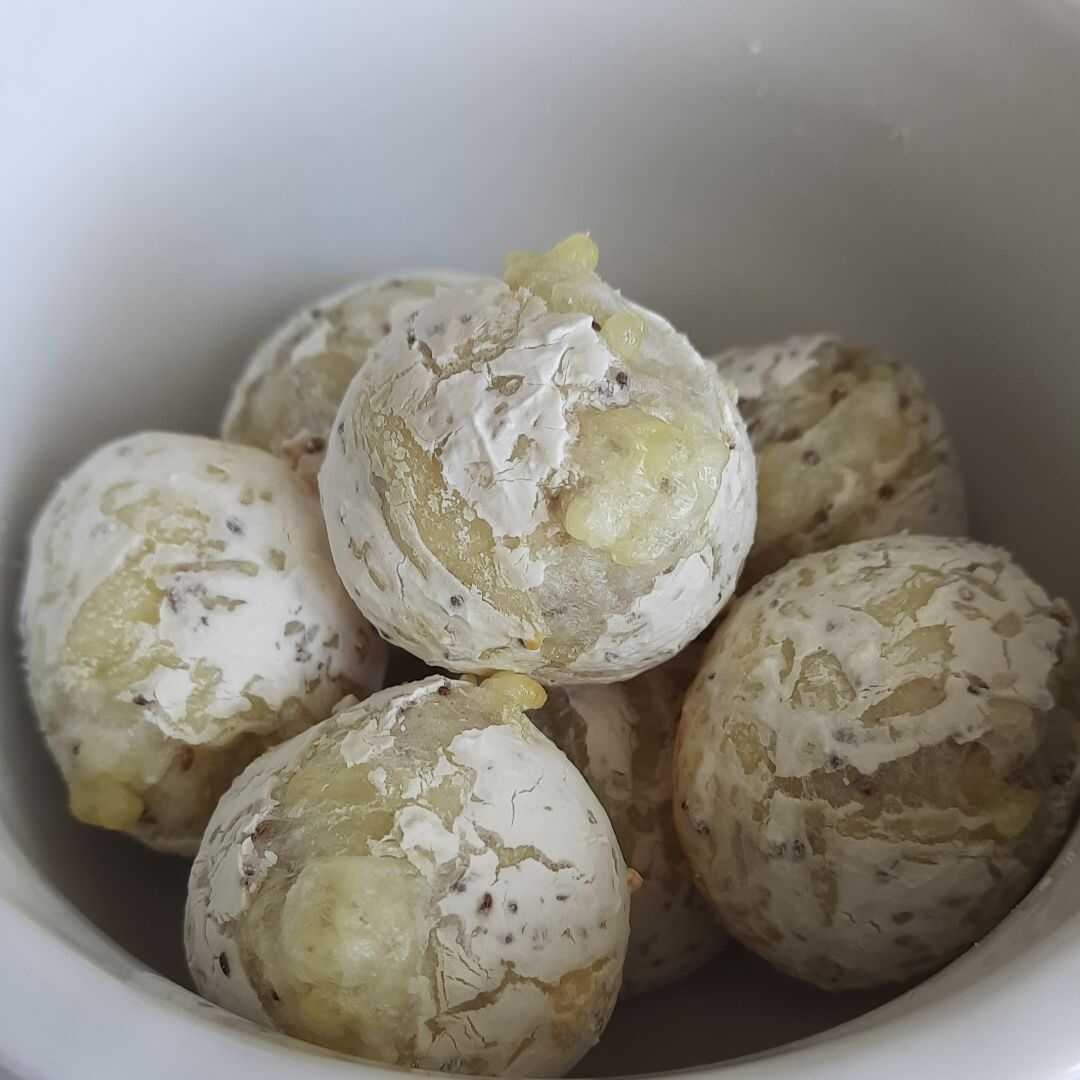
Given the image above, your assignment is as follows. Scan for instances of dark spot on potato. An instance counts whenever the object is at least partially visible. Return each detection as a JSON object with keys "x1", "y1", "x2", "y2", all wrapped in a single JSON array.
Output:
[
  {"x1": 504, "y1": 934, "x2": 514, "y2": 944},
  {"x1": 437, "y1": 685, "x2": 451, "y2": 697},
  {"x1": 507, "y1": 901, "x2": 518, "y2": 913},
  {"x1": 615, "y1": 371, "x2": 629, "y2": 388},
  {"x1": 779, "y1": 427, "x2": 802, "y2": 443},
  {"x1": 460, "y1": 312, "x2": 473, "y2": 324},
  {"x1": 449, "y1": 595, "x2": 463, "y2": 608},
  {"x1": 811, "y1": 507, "x2": 830, "y2": 527},
  {"x1": 381, "y1": 321, "x2": 392, "y2": 336},
  {"x1": 406, "y1": 329, "x2": 416, "y2": 347},
  {"x1": 270, "y1": 989, "x2": 281, "y2": 1003},
  {"x1": 802, "y1": 449, "x2": 821, "y2": 466},
  {"x1": 479, "y1": 893, "x2": 493, "y2": 913},
  {"x1": 132, "y1": 694, "x2": 151, "y2": 707},
  {"x1": 898, "y1": 394, "x2": 911, "y2": 410},
  {"x1": 218, "y1": 953, "x2": 230, "y2": 977},
  {"x1": 878, "y1": 484, "x2": 895, "y2": 501},
  {"x1": 591, "y1": 319, "x2": 603, "y2": 332},
  {"x1": 178, "y1": 747, "x2": 195, "y2": 772},
  {"x1": 830, "y1": 387, "x2": 847, "y2": 405},
  {"x1": 556, "y1": 894, "x2": 569, "y2": 902}
]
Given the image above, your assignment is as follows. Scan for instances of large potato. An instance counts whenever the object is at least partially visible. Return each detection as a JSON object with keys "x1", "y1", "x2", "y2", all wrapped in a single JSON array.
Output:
[
  {"x1": 713, "y1": 335, "x2": 967, "y2": 587},
  {"x1": 21, "y1": 432, "x2": 386, "y2": 854},
  {"x1": 185, "y1": 675, "x2": 630, "y2": 1077},
  {"x1": 674, "y1": 535, "x2": 1080, "y2": 989},
  {"x1": 321, "y1": 235, "x2": 756, "y2": 683}
]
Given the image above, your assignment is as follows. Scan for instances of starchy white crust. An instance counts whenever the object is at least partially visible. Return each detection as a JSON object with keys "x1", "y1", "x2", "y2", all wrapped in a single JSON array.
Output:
[
  {"x1": 21, "y1": 432, "x2": 386, "y2": 853},
  {"x1": 675, "y1": 535, "x2": 1080, "y2": 989},
  {"x1": 186, "y1": 677, "x2": 631, "y2": 1076}
]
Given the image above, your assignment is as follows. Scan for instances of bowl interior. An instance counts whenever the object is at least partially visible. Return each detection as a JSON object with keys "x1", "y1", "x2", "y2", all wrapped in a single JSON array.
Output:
[{"x1": 4, "y1": 2, "x2": 1080, "y2": 1077}]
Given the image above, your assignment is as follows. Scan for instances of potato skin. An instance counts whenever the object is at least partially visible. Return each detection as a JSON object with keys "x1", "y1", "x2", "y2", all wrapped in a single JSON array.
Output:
[
  {"x1": 535, "y1": 645, "x2": 726, "y2": 997},
  {"x1": 674, "y1": 535, "x2": 1080, "y2": 990},
  {"x1": 321, "y1": 272, "x2": 755, "y2": 684},
  {"x1": 185, "y1": 677, "x2": 630, "y2": 1077},
  {"x1": 713, "y1": 335, "x2": 967, "y2": 588},
  {"x1": 21, "y1": 432, "x2": 386, "y2": 854},
  {"x1": 222, "y1": 272, "x2": 491, "y2": 480}
]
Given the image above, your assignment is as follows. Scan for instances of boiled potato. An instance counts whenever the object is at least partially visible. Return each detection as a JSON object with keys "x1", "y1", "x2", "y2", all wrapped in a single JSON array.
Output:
[
  {"x1": 185, "y1": 675, "x2": 630, "y2": 1076},
  {"x1": 21, "y1": 432, "x2": 386, "y2": 854},
  {"x1": 321, "y1": 234, "x2": 756, "y2": 683},
  {"x1": 222, "y1": 271, "x2": 490, "y2": 479},
  {"x1": 713, "y1": 335, "x2": 967, "y2": 587},
  {"x1": 536, "y1": 644, "x2": 726, "y2": 997},
  {"x1": 674, "y1": 535, "x2": 1080, "y2": 989}
]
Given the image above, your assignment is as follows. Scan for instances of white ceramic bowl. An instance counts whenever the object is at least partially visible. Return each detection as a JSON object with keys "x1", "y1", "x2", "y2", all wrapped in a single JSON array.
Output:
[{"x1": 4, "y1": 3, "x2": 1080, "y2": 1077}]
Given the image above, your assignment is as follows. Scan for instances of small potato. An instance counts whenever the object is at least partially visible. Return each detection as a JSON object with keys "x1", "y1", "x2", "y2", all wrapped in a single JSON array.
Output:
[
  {"x1": 536, "y1": 645, "x2": 726, "y2": 997},
  {"x1": 185, "y1": 676, "x2": 630, "y2": 1077},
  {"x1": 712, "y1": 335, "x2": 967, "y2": 587},
  {"x1": 21, "y1": 433, "x2": 386, "y2": 854},
  {"x1": 675, "y1": 535, "x2": 1080, "y2": 990},
  {"x1": 321, "y1": 234, "x2": 756, "y2": 683},
  {"x1": 222, "y1": 272, "x2": 491, "y2": 479}
]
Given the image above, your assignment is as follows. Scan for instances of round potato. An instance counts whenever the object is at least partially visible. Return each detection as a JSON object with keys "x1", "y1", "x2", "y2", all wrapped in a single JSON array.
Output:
[
  {"x1": 21, "y1": 432, "x2": 386, "y2": 854},
  {"x1": 674, "y1": 535, "x2": 1080, "y2": 989},
  {"x1": 222, "y1": 271, "x2": 491, "y2": 479},
  {"x1": 185, "y1": 675, "x2": 630, "y2": 1077},
  {"x1": 712, "y1": 335, "x2": 967, "y2": 587},
  {"x1": 536, "y1": 644, "x2": 726, "y2": 997},
  {"x1": 321, "y1": 234, "x2": 756, "y2": 683}
]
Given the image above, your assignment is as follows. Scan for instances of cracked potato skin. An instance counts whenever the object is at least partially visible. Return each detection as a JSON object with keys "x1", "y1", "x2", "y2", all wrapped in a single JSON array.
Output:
[
  {"x1": 536, "y1": 645, "x2": 726, "y2": 997},
  {"x1": 20, "y1": 432, "x2": 387, "y2": 854},
  {"x1": 185, "y1": 677, "x2": 630, "y2": 1077},
  {"x1": 674, "y1": 535, "x2": 1080, "y2": 990},
  {"x1": 713, "y1": 335, "x2": 967, "y2": 588},
  {"x1": 222, "y1": 272, "x2": 492, "y2": 480},
  {"x1": 320, "y1": 236, "x2": 756, "y2": 684}
]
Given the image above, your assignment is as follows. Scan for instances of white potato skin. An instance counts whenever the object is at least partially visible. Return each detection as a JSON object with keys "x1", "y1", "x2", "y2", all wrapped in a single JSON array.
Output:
[
  {"x1": 185, "y1": 677, "x2": 631, "y2": 1077},
  {"x1": 222, "y1": 271, "x2": 492, "y2": 479},
  {"x1": 536, "y1": 646, "x2": 726, "y2": 997},
  {"x1": 713, "y1": 334, "x2": 967, "y2": 587},
  {"x1": 675, "y1": 535, "x2": 1080, "y2": 989},
  {"x1": 21, "y1": 432, "x2": 386, "y2": 854},
  {"x1": 321, "y1": 279, "x2": 755, "y2": 683}
]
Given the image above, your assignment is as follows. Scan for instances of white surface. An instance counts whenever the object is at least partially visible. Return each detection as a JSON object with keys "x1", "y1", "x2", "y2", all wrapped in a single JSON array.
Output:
[{"x1": 4, "y1": 1, "x2": 1080, "y2": 1079}]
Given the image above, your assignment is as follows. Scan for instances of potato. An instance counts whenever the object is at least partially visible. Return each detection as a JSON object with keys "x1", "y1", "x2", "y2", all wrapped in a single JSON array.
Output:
[
  {"x1": 712, "y1": 335, "x2": 967, "y2": 587},
  {"x1": 536, "y1": 644, "x2": 726, "y2": 997},
  {"x1": 222, "y1": 272, "x2": 491, "y2": 479},
  {"x1": 674, "y1": 535, "x2": 1080, "y2": 989},
  {"x1": 21, "y1": 432, "x2": 386, "y2": 854},
  {"x1": 185, "y1": 676, "x2": 630, "y2": 1077},
  {"x1": 321, "y1": 234, "x2": 756, "y2": 683}
]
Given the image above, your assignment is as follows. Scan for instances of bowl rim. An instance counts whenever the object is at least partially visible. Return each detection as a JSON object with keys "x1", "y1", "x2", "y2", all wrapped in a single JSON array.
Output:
[{"x1": 2, "y1": 825, "x2": 1079, "y2": 1080}]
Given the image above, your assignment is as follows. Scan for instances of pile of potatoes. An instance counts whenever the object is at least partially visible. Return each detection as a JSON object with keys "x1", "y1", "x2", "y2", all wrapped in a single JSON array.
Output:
[{"x1": 20, "y1": 236, "x2": 1080, "y2": 1076}]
